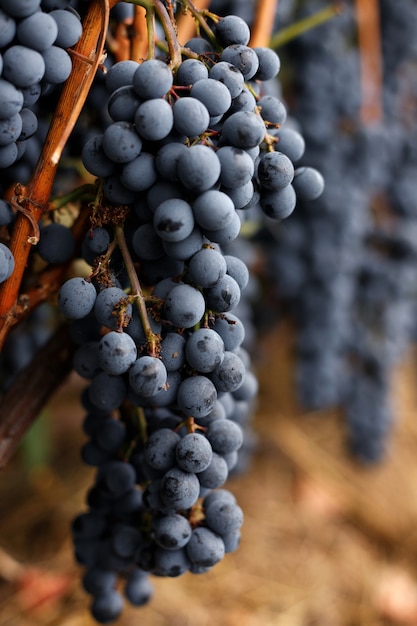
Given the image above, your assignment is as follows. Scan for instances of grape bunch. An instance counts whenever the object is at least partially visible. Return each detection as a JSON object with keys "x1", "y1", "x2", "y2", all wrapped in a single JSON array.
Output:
[
  {"x1": 51, "y1": 11, "x2": 323, "y2": 623},
  {"x1": 0, "y1": 0, "x2": 83, "y2": 170}
]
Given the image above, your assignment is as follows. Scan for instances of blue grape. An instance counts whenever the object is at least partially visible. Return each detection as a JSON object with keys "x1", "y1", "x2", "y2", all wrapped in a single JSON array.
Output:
[
  {"x1": 204, "y1": 499, "x2": 243, "y2": 535},
  {"x1": 215, "y1": 15, "x2": 250, "y2": 46},
  {"x1": 0, "y1": 0, "x2": 40, "y2": 18},
  {"x1": 208, "y1": 61, "x2": 244, "y2": 99},
  {"x1": 0, "y1": 9, "x2": 16, "y2": 47},
  {"x1": 160, "y1": 332, "x2": 186, "y2": 372},
  {"x1": 128, "y1": 356, "x2": 167, "y2": 397},
  {"x1": 88, "y1": 372, "x2": 127, "y2": 411},
  {"x1": 121, "y1": 152, "x2": 157, "y2": 192},
  {"x1": 59, "y1": 277, "x2": 97, "y2": 320},
  {"x1": 155, "y1": 141, "x2": 188, "y2": 182},
  {"x1": 257, "y1": 95, "x2": 287, "y2": 126},
  {"x1": 228, "y1": 87, "x2": 257, "y2": 115},
  {"x1": 177, "y1": 375, "x2": 217, "y2": 418},
  {"x1": 216, "y1": 145, "x2": 255, "y2": 189},
  {"x1": 192, "y1": 189, "x2": 235, "y2": 230},
  {"x1": 224, "y1": 255, "x2": 249, "y2": 290},
  {"x1": 220, "y1": 111, "x2": 265, "y2": 149},
  {"x1": 50, "y1": 8, "x2": 82, "y2": 48},
  {"x1": 98, "y1": 331, "x2": 137, "y2": 376},
  {"x1": 0, "y1": 113, "x2": 22, "y2": 146},
  {"x1": 257, "y1": 151, "x2": 294, "y2": 191},
  {"x1": 107, "y1": 85, "x2": 141, "y2": 123},
  {"x1": 132, "y1": 59, "x2": 173, "y2": 100},
  {"x1": 125, "y1": 569, "x2": 153, "y2": 606},
  {"x1": 2, "y1": 45, "x2": 45, "y2": 88},
  {"x1": 91, "y1": 589, "x2": 124, "y2": 624},
  {"x1": 152, "y1": 513, "x2": 192, "y2": 550},
  {"x1": 98, "y1": 460, "x2": 136, "y2": 496},
  {"x1": 81, "y1": 135, "x2": 117, "y2": 178},
  {"x1": 162, "y1": 226, "x2": 204, "y2": 261},
  {"x1": 260, "y1": 183, "x2": 297, "y2": 220},
  {"x1": 132, "y1": 223, "x2": 165, "y2": 261},
  {"x1": 176, "y1": 432, "x2": 213, "y2": 473},
  {"x1": 185, "y1": 327, "x2": 225, "y2": 373},
  {"x1": 292, "y1": 166, "x2": 325, "y2": 201},
  {"x1": 220, "y1": 44, "x2": 259, "y2": 80},
  {"x1": 212, "y1": 313, "x2": 245, "y2": 351},
  {"x1": 274, "y1": 127, "x2": 305, "y2": 162},
  {"x1": 37, "y1": 222, "x2": 75, "y2": 264},
  {"x1": 177, "y1": 144, "x2": 221, "y2": 193},
  {"x1": 205, "y1": 274, "x2": 241, "y2": 313},
  {"x1": 93, "y1": 287, "x2": 132, "y2": 331},
  {"x1": 186, "y1": 527, "x2": 225, "y2": 567},
  {"x1": 153, "y1": 547, "x2": 190, "y2": 577},
  {"x1": 253, "y1": 46, "x2": 281, "y2": 80},
  {"x1": 16, "y1": 11, "x2": 58, "y2": 50},
  {"x1": 0, "y1": 242, "x2": 14, "y2": 282},
  {"x1": 0, "y1": 141, "x2": 19, "y2": 166},
  {"x1": 206, "y1": 418, "x2": 243, "y2": 454},
  {"x1": 103, "y1": 175, "x2": 136, "y2": 204},
  {"x1": 196, "y1": 452, "x2": 228, "y2": 488},
  {"x1": 0, "y1": 198, "x2": 13, "y2": 225},
  {"x1": 203, "y1": 209, "x2": 241, "y2": 244},
  {"x1": 0, "y1": 79, "x2": 24, "y2": 119},
  {"x1": 102, "y1": 121, "x2": 142, "y2": 164},
  {"x1": 190, "y1": 78, "x2": 232, "y2": 117},
  {"x1": 19, "y1": 108, "x2": 38, "y2": 140},
  {"x1": 134, "y1": 98, "x2": 174, "y2": 142},
  {"x1": 144, "y1": 427, "x2": 181, "y2": 471},
  {"x1": 164, "y1": 283, "x2": 205, "y2": 328},
  {"x1": 94, "y1": 419, "x2": 126, "y2": 455},
  {"x1": 175, "y1": 58, "x2": 208, "y2": 86},
  {"x1": 187, "y1": 246, "x2": 227, "y2": 288},
  {"x1": 82, "y1": 567, "x2": 117, "y2": 596},
  {"x1": 172, "y1": 96, "x2": 210, "y2": 137},
  {"x1": 42, "y1": 46, "x2": 72, "y2": 84},
  {"x1": 160, "y1": 466, "x2": 200, "y2": 510},
  {"x1": 209, "y1": 350, "x2": 245, "y2": 393},
  {"x1": 153, "y1": 198, "x2": 194, "y2": 243},
  {"x1": 73, "y1": 341, "x2": 101, "y2": 379},
  {"x1": 105, "y1": 60, "x2": 140, "y2": 93}
]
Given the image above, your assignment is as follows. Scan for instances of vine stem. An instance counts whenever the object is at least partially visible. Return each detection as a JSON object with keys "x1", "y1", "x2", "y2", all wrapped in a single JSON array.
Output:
[
  {"x1": 0, "y1": 324, "x2": 76, "y2": 471},
  {"x1": 129, "y1": 0, "x2": 182, "y2": 68},
  {"x1": 113, "y1": 223, "x2": 157, "y2": 356},
  {"x1": 0, "y1": 0, "x2": 110, "y2": 341},
  {"x1": 176, "y1": 0, "x2": 211, "y2": 45},
  {"x1": 180, "y1": 0, "x2": 219, "y2": 49},
  {"x1": 269, "y1": 3, "x2": 342, "y2": 49},
  {"x1": 249, "y1": 0, "x2": 279, "y2": 48},
  {"x1": 355, "y1": 0, "x2": 383, "y2": 124}
]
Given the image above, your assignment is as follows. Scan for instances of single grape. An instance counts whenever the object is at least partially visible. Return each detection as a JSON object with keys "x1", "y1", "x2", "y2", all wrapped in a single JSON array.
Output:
[
  {"x1": 177, "y1": 375, "x2": 217, "y2": 418},
  {"x1": 164, "y1": 283, "x2": 205, "y2": 328},
  {"x1": 37, "y1": 222, "x2": 75, "y2": 264},
  {"x1": 176, "y1": 432, "x2": 213, "y2": 473},
  {"x1": 186, "y1": 527, "x2": 225, "y2": 567},
  {"x1": 132, "y1": 59, "x2": 173, "y2": 100},
  {"x1": 49, "y1": 8, "x2": 82, "y2": 48},
  {"x1": 187, "y1": 247, "x2": 227, "y2": 288},
  {"x1": 129, "y1": 356, "x2": 167, "y2": 397},
  {"x1": 185, "y1": 327, "x2": 225, "y2": 373},
  {"x1": 98, "y1": 331, "x2": 137, "y2": 376},
  {"x1": 153, "y1": 198, "x2": 194, "y2": 243}
]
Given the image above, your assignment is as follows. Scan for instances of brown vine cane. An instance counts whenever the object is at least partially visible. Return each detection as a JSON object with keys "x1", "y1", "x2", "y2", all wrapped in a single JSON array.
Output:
[{"x1": 0, "y1": 0, "x2": 112, "y2": 348}]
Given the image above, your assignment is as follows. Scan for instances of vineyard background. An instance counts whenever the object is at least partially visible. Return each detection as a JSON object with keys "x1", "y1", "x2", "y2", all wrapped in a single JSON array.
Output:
[{"x1": 2, "y1": 0, "x2": 417, "y2": 624}]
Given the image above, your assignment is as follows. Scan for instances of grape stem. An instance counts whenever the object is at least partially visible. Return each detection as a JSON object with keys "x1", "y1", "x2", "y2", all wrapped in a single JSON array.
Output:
[
  {"x1": 180, "y1": 0, "x2": 219, "y2": 49},
  {"x1": 128, "y1": 0, "x2": 182, "y2": 68},
  {"x1": 113, "y1": 223, "x2": 158, "y2": 356},
  {"x1": 269, "y1": 2, "x2": 343, "y2": 49}
]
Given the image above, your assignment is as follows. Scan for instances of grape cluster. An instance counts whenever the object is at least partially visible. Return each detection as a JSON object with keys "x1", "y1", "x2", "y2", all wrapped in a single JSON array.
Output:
[
  {"x1": 54, "y1": 12, "x2": 323, "y2": 623},
  {"x1": 0, "y1": 0, "x2": 83, "y2": 170}
]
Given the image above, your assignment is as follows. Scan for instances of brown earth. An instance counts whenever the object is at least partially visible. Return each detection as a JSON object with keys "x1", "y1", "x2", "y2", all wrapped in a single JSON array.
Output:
[{"x1": 1, "y1": 322, "x2": 417, "y2": 626}]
